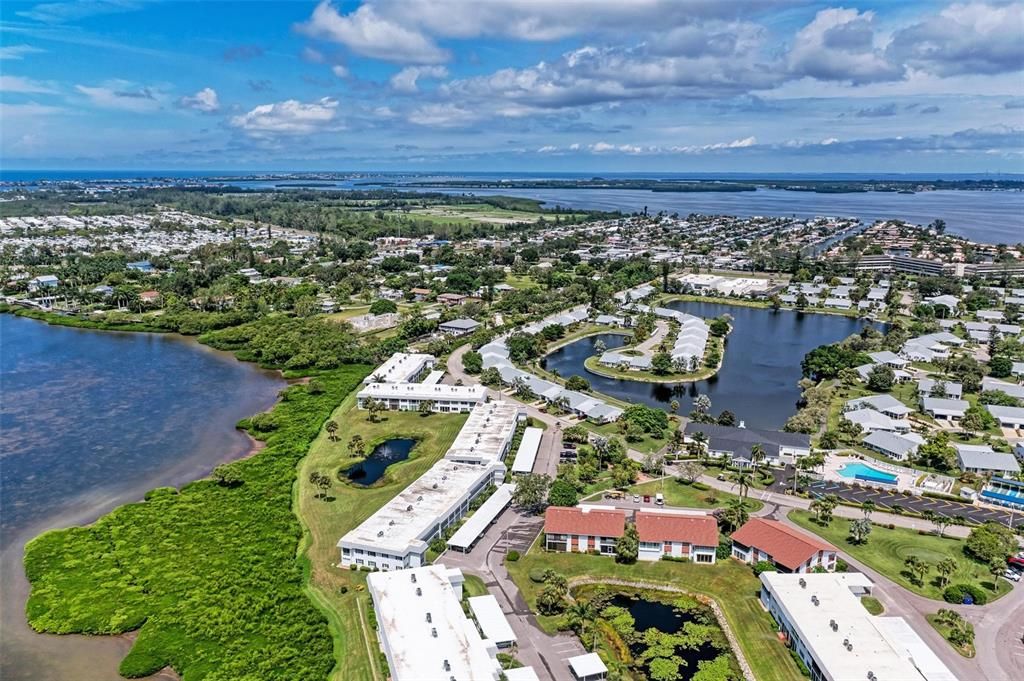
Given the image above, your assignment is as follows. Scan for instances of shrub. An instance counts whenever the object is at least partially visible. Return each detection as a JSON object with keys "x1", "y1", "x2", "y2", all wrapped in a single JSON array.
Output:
[
  {"x1": 529, "y1": 568, "x2": 547, "y2": 583},
  {"x1": 753, "y1": 560, "x2": 777, "y2": 576},
  {"x1": 506, "y1": 550, "x2": 520, "y2": 562},
  {"x1": 835, "y1": 559, "x2": 849, "y2": 573},
  {"x1": 943, "y1": 584, "x2": 988, "y2": 605},
  {"x1": 691, "y1": 481, "x2": 711, "y2": 491}
]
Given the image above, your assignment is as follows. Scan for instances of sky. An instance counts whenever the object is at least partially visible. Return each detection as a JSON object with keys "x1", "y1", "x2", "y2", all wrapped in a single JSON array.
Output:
[{"x1": 1, "y1": 0, "x2": 1023, "y2": 172}]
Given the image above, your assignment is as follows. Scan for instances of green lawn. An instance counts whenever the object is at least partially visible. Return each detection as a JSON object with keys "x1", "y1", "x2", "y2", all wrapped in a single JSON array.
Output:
[
  {"x1": 296, "y1": 395, "x2": 468, "y2": 681},
  {"x1": 504, "y1": 273, "x2": 540, "y2": 289},
  {"x1": 788, "y1": 510, "x2": 1011, "y2": 602},
  {"x1": 628, "y1": 478, "x2": 764, "y2": 512},
  {"x1": 583, "y1": 420, "x2": 667, "y2": 454},
  {"x1": 861, "y1": 596, "x2": 884, "y2": 615},
  {"x1": 507, "y1": 551, "x2": 802, "y2": 681}
]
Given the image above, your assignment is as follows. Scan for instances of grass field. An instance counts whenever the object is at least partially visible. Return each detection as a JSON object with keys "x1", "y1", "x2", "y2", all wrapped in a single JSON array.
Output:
[
  {"x1": 584, "y1": 420, "x2": 668, "y2": 454},
  {"x1": 861, "y1": 596, "x2": 884, "y2": 615},
  {"x1": 296, "y1": 395, "x2": 468, "y2": 681},
  {"x1": 628, "y1": 478, "x2": 764, "y2": 512},
  {"x1": 394, "y1": 203, "x2": 586, "y2": 226},
  {"x1": 788, "y1": 510, "x2": 1011, "y2": 602},
  {"x1": 507, "y1": 551, "x2": 803, "y2": 681}
]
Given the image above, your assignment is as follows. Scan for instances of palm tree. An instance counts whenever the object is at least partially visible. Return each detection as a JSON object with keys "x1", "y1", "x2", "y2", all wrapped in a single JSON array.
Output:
[
  {"x1": 736, "y1": 470, "x2": 753, "y2": 500},
  {"x1": 670, "y1": 399, "x2": 680, "y2": 414},
  {"x1": 750, "y1": 444, "x2": 766, "y2": 477},
  {"x1": 692, "y1": 431, "x2": 709, "y2": 463},
  {"x1": 861, "y1": 500, "x2": 876, "y2": 519},
  {"x1": 325, "y1": 420, "x2": 339, "y2": 442},
  {"x1": 566, "y1": 600, "x2": 598, "y2": 648},
  {"x1": 936, "y1": 557, "x2": 958, "y2": 587},
  {"x1": 722, "y1": 498, "x2": 750, "y2": 532}
]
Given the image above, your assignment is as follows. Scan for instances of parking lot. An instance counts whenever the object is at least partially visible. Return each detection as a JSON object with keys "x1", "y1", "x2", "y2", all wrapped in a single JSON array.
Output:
[{"x1": 806, "y1": 479, "x2": 1018, "y2": 527}]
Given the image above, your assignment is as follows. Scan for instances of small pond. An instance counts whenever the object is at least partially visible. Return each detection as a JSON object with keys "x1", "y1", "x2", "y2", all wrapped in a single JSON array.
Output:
[
  {"x1": 341, "y1": 438, "x2": 417, "y2": 485},
  {"x1": 594, "y1": 590, "x2": 739, "y2": 681}
]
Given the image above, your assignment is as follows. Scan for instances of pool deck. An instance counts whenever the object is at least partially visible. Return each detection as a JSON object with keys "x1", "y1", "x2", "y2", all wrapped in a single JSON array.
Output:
[{"x1": 822, "y1": 454, "x2": 918, "y2": 491}]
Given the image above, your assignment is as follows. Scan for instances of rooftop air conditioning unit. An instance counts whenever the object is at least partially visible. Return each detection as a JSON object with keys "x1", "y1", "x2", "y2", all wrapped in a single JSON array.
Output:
[
  {"x1": 811, "y1": 596, "x2": 819, "y2": 606},
  {"x1": 426, "y1": 612, "x2": 431, "y2": 622},
  {"x1": 443, "y1": 660, "x2": 451, "y2": 672},
  {"x1": 416, "y1": 587, "x2": 422, "y2": 596},
  {"x1": 411, "y1": 574, "x2": 417, "y2": 583},
  {"x1": 407, "y1": 505, "x2": 413, "y2": 511},
  {"x1": 799, "y1": 578, "x2": 806, "y2": 588},
  {"x1": 432, "y1": 628, "x2": 438, "y2": 638},
  {"x1": 377, "y1": 530, "x2": 384, "y2": 537},
  {"x1": 830, "y1": 620, "x2": 838, "y2": 632}
]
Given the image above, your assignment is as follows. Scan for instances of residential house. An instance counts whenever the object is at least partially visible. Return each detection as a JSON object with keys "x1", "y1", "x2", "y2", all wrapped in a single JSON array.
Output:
[
  {"x1": 730, "y1": 518, "x2": 838, "y2": 573},
  {"x1": 988, "y1": 405, "x2": 1024, "y2": 429},
  {"x1": 844, "y1": 395, "x2": 913, "y2": 420},
  {"x1": 636, "y1": 510, "x2": 718, "y2": 564},
  {"x1": 916, "y1": 379, "x2": 963, "y2": 399},
  {"x1": 544, "y1": 506, "x2": 625, "y2": 555},
  {"x1": 861, "y1": 431, "x2": 923, "y2": 462},
  {"x1": 439, "y1": 318, "x2": 481, "y2": 336},
  {"x1": 410, "y1": 287, "x2": 432, "y2": 302},
  {"x1": 955, "y1": 444, "x2": 1021, "y2": 476},
  {"x1": 921, "y1": 397, "x2": 968, "y2": 423}
]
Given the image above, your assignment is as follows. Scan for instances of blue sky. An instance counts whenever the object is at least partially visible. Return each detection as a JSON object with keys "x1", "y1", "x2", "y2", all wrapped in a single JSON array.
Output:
[{"x1": 1, "y1": 0, "x2": 1022, "y2": 171}]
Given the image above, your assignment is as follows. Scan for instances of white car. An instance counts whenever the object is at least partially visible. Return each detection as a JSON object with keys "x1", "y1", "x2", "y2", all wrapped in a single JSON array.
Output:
[
  {"x1": 633, "y1": 494, "x2": 640, "y2": 503},
  {"x1": 1003, "y1": 570, "x2": 1021, "y2": 582}
]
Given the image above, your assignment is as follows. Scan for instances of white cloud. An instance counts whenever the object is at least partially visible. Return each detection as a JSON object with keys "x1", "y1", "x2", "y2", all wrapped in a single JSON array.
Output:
[
  {"x1": 302, "y1": 46, "x2": 326, "y2": 63},
  {"x1": 0, "y1": 45, "x2": 45, "y2": 60},
  {"x1": 787, "y1": 8, "x2": 902, "y2": 84},
  {"x1": 177, "y1": 87, "x2": 220, "y2": 113},
  {"x1": 888, "y1": 2, "x2": 1024, "y2": 77},
  {"x1": 389, "y1": 65, "x2": 448, "y2": 93},
  {"x1": 0, "y1": 101, "x2": 65, "y2": 118},
  {"x1": 568, "y1": 142, "x2": 580, "y2": 151},
  {"x1": 74, "y1": 81, "x2": 162, "y2": 111},
  {"x1": 537, "y1": 145, "x2": 558, "y2": 153},
  {"x1": 332, "y1": 64, "x2": 350, "y2": 78},
  {"x1": 230, "y1": 97, "x2": 340, "y2": 135},
  {"x1": 0, "y1": 75, "x2": 58, "y2": 94},
  {"x1": 671, "y1": 136, "x2": 756, "y2": 153},
  {"x1": 407, "y1": 103, "x2": 477, "y2": 127},
  {"x1": 296, "y1": 1, "x2": 449, "y2": 64}
]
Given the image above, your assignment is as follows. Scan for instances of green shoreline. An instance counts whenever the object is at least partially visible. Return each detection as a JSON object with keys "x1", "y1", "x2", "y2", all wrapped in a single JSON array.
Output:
[{"x1": 14, "y1": 299, "x2": 377, "y2": 679}]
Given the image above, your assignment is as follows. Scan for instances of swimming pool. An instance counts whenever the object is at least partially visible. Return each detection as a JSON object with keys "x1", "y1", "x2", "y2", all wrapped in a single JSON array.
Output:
[{"x1": 839, "y1": 462, "x2": 898, "y2": 485}]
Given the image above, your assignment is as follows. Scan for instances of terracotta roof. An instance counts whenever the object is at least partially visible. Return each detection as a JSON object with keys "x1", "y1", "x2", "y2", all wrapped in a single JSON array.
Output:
[
  {"x1": 544, "y1": 506, "x2": 625, "y2": 538},
  {"x1": 636, "y1": 511, "x2": 718, "y2": 547},
  {"x1": 730, "y1": 518, "x2": 836, "y2": 570}
]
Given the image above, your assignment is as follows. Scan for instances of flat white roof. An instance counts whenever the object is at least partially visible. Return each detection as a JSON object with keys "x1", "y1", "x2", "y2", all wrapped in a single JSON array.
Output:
[
  {"x1": 504, "y1": 667, "x2": 541, "y2": 681},
  {"x1": 338, "y1": 459, "x2": 502, "y2": 555},
  {"x1": 761, "y1": 572, "x2": 953, "y2": 681},
  {"x1": 568, "y1": 652, "x2": 608, "y2": 678},
  {"x1": 364, "y1": 352, "x2": 434, "y2": 384},
  {"x1": 469, "y1": 594, "x2": 517, "y2": 645},
  {"x1": 511, "y1": 427, "x2": 543, "y2": 474},
  {"x1": 368, "y1": 565, "x2": 500, "y2": 681},
  {"x1": 359, "y1": 382, "x2": 486, "y2": 402},
  {"x1": 422, "y1": 370, "x2": 445, "y2": 385},
  {"x1": 445, "y1": 402, "x2": 522, "y2": 464},
  {"x1": 447, "y1": 483, "x2": 514, "y2": 551}
]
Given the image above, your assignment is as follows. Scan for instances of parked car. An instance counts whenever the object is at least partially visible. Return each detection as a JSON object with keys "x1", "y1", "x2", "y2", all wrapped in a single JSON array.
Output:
[
  {"x1": 643, "y1": 495, "x2": 651, "y2": 503},
  {"x1": 562, "y1": 442, "x2": 577, "y2": 450},
  {"x1": 1008, "y1": 555, "x2": 1024, "y2": 569},
  {"x1": 1004, "y1": 570, "x2": 1021, "y2": 583},
  {"x1": 633, "y1": 494, "x2": 640, "y2": 503},
  {"x1": 655, "y1": 493, "x2": 664, "y2": 506}
]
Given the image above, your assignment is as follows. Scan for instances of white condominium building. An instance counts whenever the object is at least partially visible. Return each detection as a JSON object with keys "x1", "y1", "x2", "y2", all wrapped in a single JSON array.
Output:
[
  {"x1": 444, "y1": 401, "x2": 523, "y2": 464},
  {"x1": 338, "y1": 402, "x2": 522, "y2": 570},
  {"x1": 338, "y1": 459, "x2": 504, "y2": 570},
  {"x1": 759, "y1": 572, "x2": 955, "y2": 681},
  {"x1": 363, "y1": 352, "x2": 436, "y2": 384},
  {"x1": 357, "y1": 382, "x2": 486, "y2": 413},
  {"x1": 367, "y1": 565, "x2": 504, "y2": 681}
]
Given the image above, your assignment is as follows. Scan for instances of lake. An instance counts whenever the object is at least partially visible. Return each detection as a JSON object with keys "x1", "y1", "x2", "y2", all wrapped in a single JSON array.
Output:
[
  {"x1": 543, "y1": 301, "x2": 877, "y2": 429},
  {"x1": 0, "y1": 314, "x2": 285, "y2": 681},
  {"x1": 342, "y1": 438, "x2": 417, "y2": 485}
]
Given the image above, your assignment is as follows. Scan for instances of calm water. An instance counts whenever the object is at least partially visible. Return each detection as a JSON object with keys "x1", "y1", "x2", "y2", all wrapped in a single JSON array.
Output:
[
  {"x1": 342, "y1": 438, "x2": 417, "y2": 485},
  {"x1": 401, "y1": 186, "x2": 1023, "y2": 245},
  {"x1": 609, "y1": 594, "x2": 725, "y2": 678},
  {"x1": 543, "y1": 302, "x2": 878, "y2": 429},
  {"x1": 0, "y1": 314, "x2": 285, "y2": 681}
]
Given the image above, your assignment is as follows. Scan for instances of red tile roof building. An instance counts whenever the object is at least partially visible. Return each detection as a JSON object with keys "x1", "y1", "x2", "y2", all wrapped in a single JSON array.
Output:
[
  {"x1": 544, "y1": 506, "x2": 625, "y2": 555},
  {"x1": 636, "y1": 510, "x2": 719, "y2": 563},
  {"x1": 730, "y1": 518, "x2": 838, "y2": 573}
]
